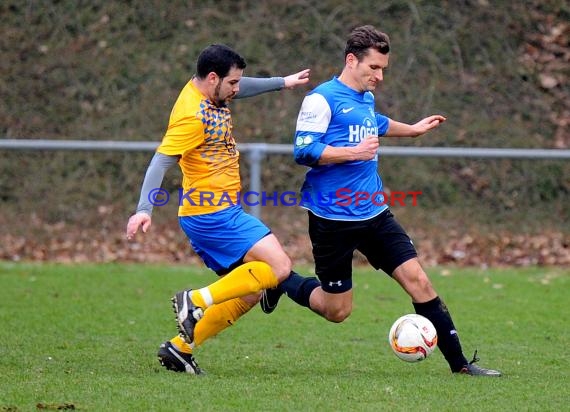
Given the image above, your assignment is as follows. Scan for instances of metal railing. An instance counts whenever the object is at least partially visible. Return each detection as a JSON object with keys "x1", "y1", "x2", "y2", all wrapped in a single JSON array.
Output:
[{"x1": 2, "y1": 139, "x2": 569, "y2": 217}]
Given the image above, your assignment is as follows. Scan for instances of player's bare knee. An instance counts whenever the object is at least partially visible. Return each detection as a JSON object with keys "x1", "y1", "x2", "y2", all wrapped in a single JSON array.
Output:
[
  {"x1": 272, "y1": 257, "x2": 292, "y2": 282},
  {"x1": 242, "y1": 292, "x2": 261, "y2": 306},
  {"x1": 324, "y1": 307, "x2": 352, "y2": 323},
  {"x1": 403, "y1": 270, "x2": 432, "y2": 291}
]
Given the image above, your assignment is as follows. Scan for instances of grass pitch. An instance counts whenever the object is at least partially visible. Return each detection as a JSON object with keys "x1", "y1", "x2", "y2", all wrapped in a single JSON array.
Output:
[{"x1": 0, "y1": 262, "x2": 568, "y2": 411}]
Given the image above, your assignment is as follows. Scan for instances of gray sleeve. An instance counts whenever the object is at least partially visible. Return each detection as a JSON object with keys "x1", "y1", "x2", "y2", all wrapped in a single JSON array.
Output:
[
  {"x1": 236, "y1": 77, "x2": 286, "y2": 99},
  {"x1": 135, "y1": 152, "x2": 178, "y2": 215}
]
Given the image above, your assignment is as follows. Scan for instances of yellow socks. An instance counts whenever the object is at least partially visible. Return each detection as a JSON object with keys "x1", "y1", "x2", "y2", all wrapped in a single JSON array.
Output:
[
  {"x1": 170, "y1": 335, "x2": 192, "y2": 353},
  {"x1": 170, "y1": 297, "x2": 253, "y2": 353},
  {"x1": 194, "y1": 297, "x2": 252, "y2": 346},
  {"x1": 169, "y1": 262, "x2": 276, "y2": 354},
  {"x1": 190, "y1": 261, "x2": 278, "y2": 308}
]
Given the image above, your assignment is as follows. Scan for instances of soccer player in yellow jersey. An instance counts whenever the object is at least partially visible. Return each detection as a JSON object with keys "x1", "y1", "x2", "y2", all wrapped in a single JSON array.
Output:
[{"x1": 126, "y1": 44, "x2": 311, "y2": 374}]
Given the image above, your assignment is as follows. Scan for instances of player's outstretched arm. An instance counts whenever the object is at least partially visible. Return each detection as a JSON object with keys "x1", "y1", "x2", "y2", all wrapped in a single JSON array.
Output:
[
  {"x1": 385, "y1": 115, "x2": 446, "y2": 137},
  {"x1": 283, "y1": 69, "x2": 311, "y2": 89},
  {"x1": 236, "y1": 69, "x2": 311, "y2": 98}
]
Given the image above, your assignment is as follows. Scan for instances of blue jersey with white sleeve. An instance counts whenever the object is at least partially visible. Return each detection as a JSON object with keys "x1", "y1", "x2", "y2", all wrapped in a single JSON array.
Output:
[{"x1": 294, "y1": 77, "x2": 390, "y2": 221}]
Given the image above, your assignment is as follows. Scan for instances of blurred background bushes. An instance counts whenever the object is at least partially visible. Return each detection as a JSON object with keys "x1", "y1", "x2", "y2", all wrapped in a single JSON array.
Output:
[{"x1": 0, "y1": 0, "x2": 568, "y2": 264}]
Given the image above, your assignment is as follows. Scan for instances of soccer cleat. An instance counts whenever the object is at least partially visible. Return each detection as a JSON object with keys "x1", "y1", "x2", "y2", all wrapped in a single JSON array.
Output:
[
  {"x1": 157, "y1": 341, "x2": 203, "y2": 375},
  {"x1": 172, "y1": 289, "x2": 204, "y2": 345},
  {"x1": 260, "y1": 287, "x2": 284, "y2": 314},
  {"x1": 455, "y1": 350, "x2": 502, "y2": 377}
]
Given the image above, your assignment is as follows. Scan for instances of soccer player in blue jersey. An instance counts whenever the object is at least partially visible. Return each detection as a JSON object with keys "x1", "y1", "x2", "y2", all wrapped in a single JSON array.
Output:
[{"x1": 261, "y1": 25, "x2": 501, "y2": 377}]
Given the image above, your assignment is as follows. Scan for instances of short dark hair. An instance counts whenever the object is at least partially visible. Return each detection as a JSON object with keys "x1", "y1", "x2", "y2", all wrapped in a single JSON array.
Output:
[
  {"x1": 344, "y1": 25, "x2": 390, "y2": 60},
  {"x1": 196, "y1": 44, "x2": 247, "y2": 79}
]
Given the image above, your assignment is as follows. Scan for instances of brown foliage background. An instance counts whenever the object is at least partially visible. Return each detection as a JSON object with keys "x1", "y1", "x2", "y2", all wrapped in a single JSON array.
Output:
[{"x1": 1, "y1": 0, "x2": 568, "y2": 266}]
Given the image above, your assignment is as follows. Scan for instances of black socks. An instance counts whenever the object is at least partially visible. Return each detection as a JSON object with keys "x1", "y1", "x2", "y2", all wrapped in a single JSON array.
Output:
[
  {"x1": 279, "y1": 271, "x2": 320, "y2": 308},
  {"x1": 413, "y1": 296, "x2": 468, "y2": 372}
]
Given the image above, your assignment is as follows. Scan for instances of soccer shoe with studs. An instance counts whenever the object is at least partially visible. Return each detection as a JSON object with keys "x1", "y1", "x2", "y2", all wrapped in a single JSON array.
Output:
[
  {"x1": 455, "y1": 350, "x2": 502, "y2": 377},
  {"x1": 260, "y1": 286, "x2": 284, "y2": 314},
  {"x1": 172, "y1": 289, "x2": 204, "y2": 345},
  {"x1": 157, "y1": 341, "x2": 203, "y2": 375}
]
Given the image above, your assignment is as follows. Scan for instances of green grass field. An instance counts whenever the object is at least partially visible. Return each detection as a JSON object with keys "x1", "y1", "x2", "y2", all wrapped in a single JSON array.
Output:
[{"x1": 0, "y1": 262, "x2": 568, "y2": 411}]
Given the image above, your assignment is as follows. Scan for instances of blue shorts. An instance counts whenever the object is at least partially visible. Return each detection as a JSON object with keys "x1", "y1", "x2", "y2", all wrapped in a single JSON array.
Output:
[{"x1": 179, "y1": 205, "x2": 271, "y2": 275}]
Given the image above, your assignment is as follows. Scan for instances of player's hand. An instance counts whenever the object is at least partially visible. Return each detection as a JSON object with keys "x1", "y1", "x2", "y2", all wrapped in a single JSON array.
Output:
[
  {"x1": 412, "y1": 115, "x2": 446, "y2": 136},
  {"x1": 352, "y1": 135, "x2": 379, "y2": 161},
  {"x1": 283, "y1": 69, "x2": 311, "y2": 89},
  {"x1": 126, "y1": 212, "x2": 152, "y2": 240}
]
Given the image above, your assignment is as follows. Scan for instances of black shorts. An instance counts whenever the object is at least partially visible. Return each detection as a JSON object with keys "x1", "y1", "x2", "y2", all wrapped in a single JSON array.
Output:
[{"x1": 308, "y1": 209, "x2": 417, "y2": 293}]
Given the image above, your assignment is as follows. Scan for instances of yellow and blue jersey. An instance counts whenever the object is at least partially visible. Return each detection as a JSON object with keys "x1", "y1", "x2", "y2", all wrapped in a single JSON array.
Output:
[{"x1": 157, "y1": 80, "x2": 241, "y2": 216}]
